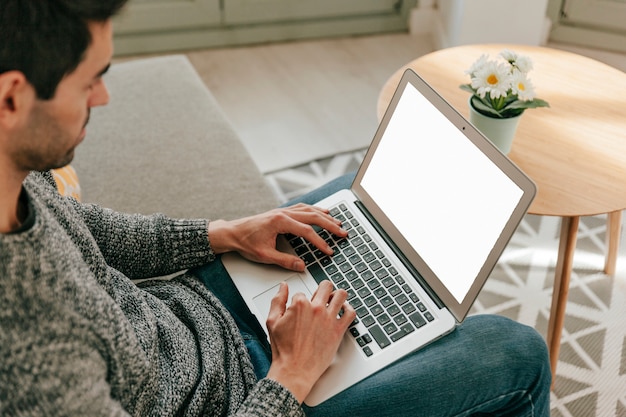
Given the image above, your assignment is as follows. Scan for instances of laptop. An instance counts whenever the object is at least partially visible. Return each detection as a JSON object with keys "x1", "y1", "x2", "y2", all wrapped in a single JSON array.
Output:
[{"x1": 222, "y1": 68, "x2": 536, "y2": 406}]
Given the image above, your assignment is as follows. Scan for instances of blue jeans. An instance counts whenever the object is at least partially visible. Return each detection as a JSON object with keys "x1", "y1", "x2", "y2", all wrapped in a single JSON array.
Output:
[{"x1": 193, "y1": 173, "x2": 551, "y2": 416}]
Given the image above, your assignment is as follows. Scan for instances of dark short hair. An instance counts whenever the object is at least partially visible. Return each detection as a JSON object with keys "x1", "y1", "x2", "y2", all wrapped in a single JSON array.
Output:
[{"x1": 0, "y1": 0, "x2": 128, "y2": 100}]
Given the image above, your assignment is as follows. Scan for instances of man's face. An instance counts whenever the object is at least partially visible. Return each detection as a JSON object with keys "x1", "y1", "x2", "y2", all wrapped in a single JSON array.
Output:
[{"x1": 12, "y1": 20, "x2": 113, "y2": 172}]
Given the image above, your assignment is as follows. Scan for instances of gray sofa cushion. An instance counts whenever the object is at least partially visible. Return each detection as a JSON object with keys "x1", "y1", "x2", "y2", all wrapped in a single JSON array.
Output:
[{"x1": 73, "y1": 55, "x2": 278, "y2": 220}]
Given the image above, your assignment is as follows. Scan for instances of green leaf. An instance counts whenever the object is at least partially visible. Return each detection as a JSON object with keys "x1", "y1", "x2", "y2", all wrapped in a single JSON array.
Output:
[
  {"x1": 500, "y1": 108, "x2": 525, "y2": 118},
  {"x1": 459, "y1": 84, "x2": 475, "y2": 94},
  {"x1": 506, "y1": 99, "x2": 550, "y2": 110},
  {"x1": 529, "y1": 98, "x2": 550, "y2": 108},
  {"x1": 503, "y1": 94, "x2": 518, "y2": 106},
  {"x1": 470, "y1": 96, "x2": 503, "y2": 117},
  {"x1": 505, "y1": 100, "x2": 531, "y2": 110}
]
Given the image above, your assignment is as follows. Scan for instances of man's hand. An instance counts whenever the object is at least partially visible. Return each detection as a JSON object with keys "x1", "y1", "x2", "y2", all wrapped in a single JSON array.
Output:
[
  {"x1": 208, "y1": 203, "x2": 347, "y2": 271},
  {"x1": 265, "y1": 280, "x2": 356, "y2": 403}
]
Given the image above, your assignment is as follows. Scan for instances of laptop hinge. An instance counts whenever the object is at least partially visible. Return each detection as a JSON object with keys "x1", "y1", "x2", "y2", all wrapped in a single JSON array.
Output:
[{"x1": 354, "y1": 200, "x2": 446, "y2": 310}]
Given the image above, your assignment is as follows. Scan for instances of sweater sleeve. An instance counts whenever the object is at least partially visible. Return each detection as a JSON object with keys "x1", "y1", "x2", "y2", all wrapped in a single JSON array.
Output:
[
  {"x1": 72, "y1": 200, "x2": 216, "y2": 279},
  {"x1": 0, "y1": 306, "x2": 132, "y2": 417},
  {"x1": 235, "y1": 379, "x2": 305, "y2": 417}
]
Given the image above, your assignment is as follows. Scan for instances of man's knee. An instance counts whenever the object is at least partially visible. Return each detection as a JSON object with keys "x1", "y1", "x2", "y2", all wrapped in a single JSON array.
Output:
[{"x1": 463, "y1": 315, "x2": 551, "y2": 383}]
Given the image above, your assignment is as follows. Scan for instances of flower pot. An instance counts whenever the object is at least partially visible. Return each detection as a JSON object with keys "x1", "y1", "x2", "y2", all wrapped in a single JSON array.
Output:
[{"x1": 468, "y1": 98, "x2": 522, "y2": 155}]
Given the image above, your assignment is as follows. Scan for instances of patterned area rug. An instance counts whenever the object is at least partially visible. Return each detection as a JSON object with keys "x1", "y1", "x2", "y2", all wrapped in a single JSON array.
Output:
[{"x1": 265, "y1": 150, "x2": 626, "y2": 417}]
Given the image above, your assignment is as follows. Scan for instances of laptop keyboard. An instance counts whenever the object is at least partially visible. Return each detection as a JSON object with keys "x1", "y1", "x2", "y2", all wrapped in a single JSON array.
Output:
[{"x1": 287, "y1": 202, "x2": 435, "y2": 357}]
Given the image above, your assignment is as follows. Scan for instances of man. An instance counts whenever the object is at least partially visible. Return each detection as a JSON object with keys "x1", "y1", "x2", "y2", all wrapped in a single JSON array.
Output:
[{"x1": 0, "y1": 1, "x2": 551, "y2": 416}]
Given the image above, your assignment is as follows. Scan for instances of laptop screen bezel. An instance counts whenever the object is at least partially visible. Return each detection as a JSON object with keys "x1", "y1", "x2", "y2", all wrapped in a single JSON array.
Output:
[{"x1": 351, "y1": 69, "x2": 536, "y2": 322}]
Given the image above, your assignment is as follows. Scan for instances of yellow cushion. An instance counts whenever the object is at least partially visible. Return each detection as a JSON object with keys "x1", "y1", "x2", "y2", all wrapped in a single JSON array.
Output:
[{"x1": 51, "y1": 165, "x2": 81, "y2": 201}]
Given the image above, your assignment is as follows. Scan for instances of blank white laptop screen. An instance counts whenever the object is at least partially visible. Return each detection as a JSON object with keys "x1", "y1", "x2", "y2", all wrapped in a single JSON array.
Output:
[{"x1": 360, "y1": 83, "x2": 524, "y2": 304}]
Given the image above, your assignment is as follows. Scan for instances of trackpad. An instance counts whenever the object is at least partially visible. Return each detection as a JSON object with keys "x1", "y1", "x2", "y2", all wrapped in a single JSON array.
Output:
[{"x1": 253, "y1": 275, "x2": 314, "y2": 321}]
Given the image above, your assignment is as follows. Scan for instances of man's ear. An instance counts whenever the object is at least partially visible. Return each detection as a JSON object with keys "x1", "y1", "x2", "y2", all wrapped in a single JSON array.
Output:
[{"x1": 0, "y1": 71, "x2": 34, "y2": 130}]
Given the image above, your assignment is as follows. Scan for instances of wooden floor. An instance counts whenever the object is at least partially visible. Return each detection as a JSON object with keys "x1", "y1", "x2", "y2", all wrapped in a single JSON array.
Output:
[
  {"x1": 186, "y1": 33, "x2": 435, "y2": 173},
  {"x1": 120, "y1": 33, "x2": 626, "y2": 174}
]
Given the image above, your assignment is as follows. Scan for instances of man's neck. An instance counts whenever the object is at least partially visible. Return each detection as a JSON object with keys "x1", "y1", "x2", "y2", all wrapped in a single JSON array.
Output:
[{"x1": 0, "y1": 164, "x2": 29, "y2": 234}]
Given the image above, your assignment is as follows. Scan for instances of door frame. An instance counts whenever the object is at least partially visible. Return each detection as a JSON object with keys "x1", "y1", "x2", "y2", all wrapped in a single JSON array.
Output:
[{"x1": 546, "y1": 0, "x2": 626, "y2": 53}]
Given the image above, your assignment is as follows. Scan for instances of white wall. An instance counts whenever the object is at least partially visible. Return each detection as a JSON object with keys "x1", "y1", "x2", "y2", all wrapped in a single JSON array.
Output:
[{"x1": 412, "y1": 0, "x2": 551, "y2": 49}]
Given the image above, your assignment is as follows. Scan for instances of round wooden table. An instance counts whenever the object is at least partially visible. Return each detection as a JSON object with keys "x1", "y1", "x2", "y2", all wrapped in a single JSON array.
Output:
[{"x1": 377, "y1": 44, "x2": 626, "y2": 381}]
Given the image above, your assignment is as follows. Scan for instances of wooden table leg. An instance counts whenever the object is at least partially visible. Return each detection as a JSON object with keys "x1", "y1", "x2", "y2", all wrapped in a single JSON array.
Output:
[
  {"x1": 604, "y1": 210, "x2": 622, "y2": 276},
  {"x1": 547, "y1": 216, "x2": 579, "y2": 386}
]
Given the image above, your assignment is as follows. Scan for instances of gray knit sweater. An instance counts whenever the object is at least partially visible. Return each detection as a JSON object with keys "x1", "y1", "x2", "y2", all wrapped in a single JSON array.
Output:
[{"x1": 0, "y1": 172, "x2": 304, "y2": 417}]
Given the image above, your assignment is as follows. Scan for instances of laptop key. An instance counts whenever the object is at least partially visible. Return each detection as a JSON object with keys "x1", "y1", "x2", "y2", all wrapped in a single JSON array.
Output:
[
  {"x1": 325, "y1": 264, "x2": 339, "y2": 275},
  {"x1": 402, "y1": 303, "x2": 417, "y2": 315},
  {"x1": 349, "y1": 254, "x2": 361, "y2": 264},
  {"x1": 377, "y1": 313, "x2": 391, "y2": 326},
  {"x1": 370, "y1": 260, "x2": 383, "y2": 271},
  {"x1": 358, "y1": 245, "x2": 370, "y2": 255},
  {"x1": 384, "y1": 322, "x2": 398, "y2": 335},
  {"x1": 388, "y1": 304, "x2": 401, "y2": 317},
  {"x1": 391, "y1": 323, "x2": 415, "y2": 342},
  {"x1": 389, "y1": 285, "x2": 402, "y2": 297},
  {"x1": 300, "y1": 252, "x2": 315, "y2": 265},
  {"x1": 364, "y1": 295, "x2": 377, "y2": 307},
  {"x1": 294, "y1": 245, "x2": 308, "y2": 256},
  {"x1": 333, "y1": 254, "x2": 347, "y2": 264},
  {"x1": 356, "y1": 307, "x2": 369, "y2": 318},
  {"x1": 357, "y1": 287, "x2": 371, "y2": 298},
  {"x1": 345, "y1": 271, "x2": 359, "y2": 281},
  {"x1": 363, "y1": 251, "x2": 376, "y2": 262},
  {"x1": 393, "y1": 314, "x2": 408, "y2": 325},
  {"x1": 307, "y1": 262, "x2": 329, "y2": 284},
  {"x1": 336, "y1": 280, "x2": 350, "y2": 291},
  {"x1": 369, "y1": 325, "x2": 391, "y2": 349},
  {"x1": 350, "y1": 297, "x2": 363, "y2": 309},
  {"x1": 380, "y1": 296, "x2": 394, "y2": 307},
  {"x1": 338, "y1": 239, "x2": 350, "y2": 249},
  {"x1": 373, "y1": 287, "x2": 387, "y2": 298},
  {"x1": 370, "y1": 304, "x2": 384, "y2": 316},
  {"x1": 352, "y1": 279, "x2": 365, "y2": 290},
  {"x1": 362, "y1": 315, "x2": 376, "y2": 327},
  {"x1": 320, "y1": 256, "x2": 333, "y2": 267},
  {"x1": 409, "y1": 312, "x2": 427, "y2": 328},
  {"x1": 396, "y1": 294, "x2": 409, "y2": 305}
]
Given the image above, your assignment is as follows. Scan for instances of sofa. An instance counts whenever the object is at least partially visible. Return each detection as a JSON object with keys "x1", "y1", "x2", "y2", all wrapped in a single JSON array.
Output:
[{"x1": 70, "y1": 55, "x2": 279, "y2": 220}]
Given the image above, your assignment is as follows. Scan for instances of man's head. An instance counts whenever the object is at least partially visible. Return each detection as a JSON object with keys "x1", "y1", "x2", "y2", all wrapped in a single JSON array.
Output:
[
  {"x1": 0, "y1": 0, "x2": 128, "y2": 172},
  {"x1": 0, "y1": 0, "x2": 127, "y2": 100}
]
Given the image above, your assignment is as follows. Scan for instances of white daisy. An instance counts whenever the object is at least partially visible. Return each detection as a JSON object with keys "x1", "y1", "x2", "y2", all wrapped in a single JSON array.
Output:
[
  {"x1": 465, "y1": 54, "x2": 489, "y2": 77},
  {"x1": 471, "y1": 61, "x2": 511, "y2": 99},
  {"x1": 499, "y1": 49, "x2": 518, "y2": 64},
  {"x1": 510, "y1": 70, "x2": 536, "y2": 101},
  {"x1": 513, "y1": 54, "x2": 534, "y2": 74}
]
